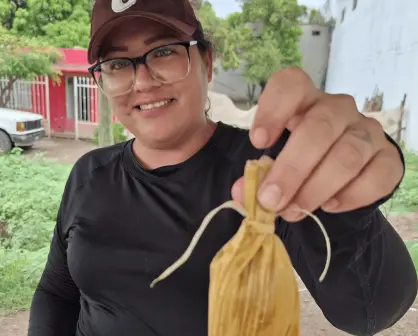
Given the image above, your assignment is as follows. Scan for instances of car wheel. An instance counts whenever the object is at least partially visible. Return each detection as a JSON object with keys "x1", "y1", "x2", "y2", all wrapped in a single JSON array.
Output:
[{"x1": 0, "y1": 130, "x2": 12, "y2": 153}]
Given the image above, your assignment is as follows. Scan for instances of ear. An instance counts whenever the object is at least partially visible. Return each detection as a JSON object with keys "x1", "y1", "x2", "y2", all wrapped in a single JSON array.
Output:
[{"x1": 202, "y1": 48, "x2": 213, "y2": 83}]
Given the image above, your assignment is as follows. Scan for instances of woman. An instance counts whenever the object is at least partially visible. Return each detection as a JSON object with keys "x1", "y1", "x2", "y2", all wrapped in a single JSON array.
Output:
[{"x1": 28, "y1": 1, "x2": 417, "y2": 335}]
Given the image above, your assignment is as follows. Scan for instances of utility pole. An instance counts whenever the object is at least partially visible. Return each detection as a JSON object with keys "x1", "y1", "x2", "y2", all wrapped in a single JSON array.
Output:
[
  {"x1": 98, "y1": 90, "x2": 114, "y2": 147},
  {"x1": 90, "y1": 0, "x2": 113, "y2": 147}
]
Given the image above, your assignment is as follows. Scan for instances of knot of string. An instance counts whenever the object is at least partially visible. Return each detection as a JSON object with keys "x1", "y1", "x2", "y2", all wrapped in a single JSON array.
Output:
[
  {"x1": 245, "y1": 219, "x2": 276, "y2": 234},
  {"x1": 150, "y1": 200, "x2": 331, "y2": 288}
]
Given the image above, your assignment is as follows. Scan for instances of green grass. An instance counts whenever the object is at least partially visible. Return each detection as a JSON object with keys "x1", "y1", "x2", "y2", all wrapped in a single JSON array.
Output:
[
  {"x1": 0, "y1": 147, "x2": 417, "y2": 313},
  {"x1": 0, "y1": 148, "x2": 71, "y2": 312},
  {"x1": 405, "y1": 241, "x2": 418, "y2": 274},
  {"x1": 381, "y1": 149, "x2": 418, "y2": 214}
]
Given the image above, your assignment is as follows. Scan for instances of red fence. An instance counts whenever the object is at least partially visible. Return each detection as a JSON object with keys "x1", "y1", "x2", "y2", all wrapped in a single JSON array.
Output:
[{"x1": 0, "y1": 76, "x2": 49, "y2": 119}]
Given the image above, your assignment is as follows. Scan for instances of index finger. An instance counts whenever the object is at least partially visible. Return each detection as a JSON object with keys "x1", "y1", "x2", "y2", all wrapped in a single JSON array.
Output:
[{"x1": 250, "y1": 67, "x2": 320, "y2": 149}]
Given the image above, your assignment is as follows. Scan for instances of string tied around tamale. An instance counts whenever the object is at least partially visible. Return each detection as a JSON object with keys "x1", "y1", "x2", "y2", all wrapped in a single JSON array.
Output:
[{"x1": 150, "y1": 200, "x2": 331, "y2": 288}]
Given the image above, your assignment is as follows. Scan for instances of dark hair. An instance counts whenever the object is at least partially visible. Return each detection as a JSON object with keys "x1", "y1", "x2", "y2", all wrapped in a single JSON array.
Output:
[
  {"x1": 192, "y1": 21, "x2": 213, "y2": 117},
  {"x1": 193, "y1": 20, "x2": 213, "y2": 55}
]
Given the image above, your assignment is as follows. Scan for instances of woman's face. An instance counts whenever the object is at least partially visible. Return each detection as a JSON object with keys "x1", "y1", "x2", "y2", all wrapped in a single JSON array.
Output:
[{"x1": 99, "y1": 19, "x2": 213, "y2": 149}]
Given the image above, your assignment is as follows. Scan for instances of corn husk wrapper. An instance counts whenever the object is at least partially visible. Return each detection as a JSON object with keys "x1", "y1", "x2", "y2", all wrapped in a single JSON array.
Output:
[
  {"x1": 207, "y1": 159, "x2": 300, "y2": 336},
  {"x1": 150, "y1": 159, "x2": 330, "y2": 336}
]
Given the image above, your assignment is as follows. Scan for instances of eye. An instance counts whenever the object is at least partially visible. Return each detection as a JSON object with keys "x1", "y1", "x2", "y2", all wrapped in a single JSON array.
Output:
[
  {"x1": 104, "y1": 59, "x2": 131, "y2": 72},
  {"x1": 153, "y1": 47, "x2": 173, "y2": 58}
]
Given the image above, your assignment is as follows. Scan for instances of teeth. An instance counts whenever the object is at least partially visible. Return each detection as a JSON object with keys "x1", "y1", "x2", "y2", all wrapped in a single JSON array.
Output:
[{"x1": 139, "y1": 99, "x2": 171, "y2": 110}]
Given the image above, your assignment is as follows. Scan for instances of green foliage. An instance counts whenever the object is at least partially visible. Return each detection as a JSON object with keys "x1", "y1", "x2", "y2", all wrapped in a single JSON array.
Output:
[
  {"x1": 41, "y1": 4, "x2": 91, "y2": 48},
  {"x1": 93, "y1": 123, "x2": 128, "y2": 146},
  {"x1": 308, "y1": 9, "x2": 326, "y2": 25},
  {"x1": 391, "y1": 150, "x2": 418, "y2": 212},
  {"x1": 240, "y1": 32, "x2": 283, "y2": 84},
  {"x1": 197, "y1": 1, "x2": 224, "y2": 52},
  {"x1": 197, "y1": 2, "x2": 251, "y2": 71},
  {"x1": 0, "y1": 26, "x2": 61, "y2": 79},
  {"x1": 238, "y1": 0, "x2": 306, "y2": 81},
  {"x1": 405, "y1": 241, "x2": 418, "y2": 274},
  {"x1": 9, "y1": 0, "x2": 92, "y2": 48},
  {"x1": 0, "y1": 149, "x2": 71, "y2": 311},
  {"x1": 381, "y1": 149, "x2": 418, "y2": 214},
  {"x1": 0, "y1": 0, "x2": 23, "y2": 30},
  {"x1": 0, "y1": 26, "x2": 62, "y2": 107},
  {"x1": 198, "y1": 0, "x2": 306, "y2": 95}
]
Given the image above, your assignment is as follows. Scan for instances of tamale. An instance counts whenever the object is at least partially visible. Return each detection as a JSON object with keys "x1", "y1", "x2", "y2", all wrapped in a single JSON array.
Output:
[{"x1": 151, "y1": 159, "x2": 331, "y2": 336}]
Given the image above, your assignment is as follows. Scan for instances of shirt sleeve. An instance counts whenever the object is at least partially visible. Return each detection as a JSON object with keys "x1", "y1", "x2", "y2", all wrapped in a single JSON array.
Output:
[
  {"x1": 267, "y1": 130, "x2": 417, "y2": 334},
  {"x1": 277, "y1": 206, "x2": 417, "y2": 335},
  {"x1": 28, "y1": 189, "x2": 81, "y2": 335}
]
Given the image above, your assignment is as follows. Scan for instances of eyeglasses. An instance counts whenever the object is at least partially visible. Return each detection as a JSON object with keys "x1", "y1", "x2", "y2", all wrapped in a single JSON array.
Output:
[{"x1": 88, "y1": 40, "x2": 198, "y2": 97}]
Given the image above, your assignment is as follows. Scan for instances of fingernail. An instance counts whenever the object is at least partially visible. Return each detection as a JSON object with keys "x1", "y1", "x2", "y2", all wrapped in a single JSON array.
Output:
[
  {"x1": 258, "y1": 184, "x2": 282, "y2": 210},
  {"x1": 259, "y1": 155, "x2": 274, "y2": 164},
  {"x1": 281, "y1": 203, "x2": 304, "y2": 222},
  {"x1": 252, "y1": 127, "x2": 269, "y2": 148},
  {"x1": 322, "y1": 198, "x2": 339, "y2": 211}
]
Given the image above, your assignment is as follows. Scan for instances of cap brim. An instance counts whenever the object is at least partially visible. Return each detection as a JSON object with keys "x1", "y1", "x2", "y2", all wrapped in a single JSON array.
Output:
[{"x1": 88, "y1": 12, "x2": 196, "y2": 64}]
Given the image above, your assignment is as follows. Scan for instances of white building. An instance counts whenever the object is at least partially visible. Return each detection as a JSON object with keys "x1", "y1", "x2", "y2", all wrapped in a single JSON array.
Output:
[{"x1": 325, "y1": 0, "x2": 418, "y2": 151}]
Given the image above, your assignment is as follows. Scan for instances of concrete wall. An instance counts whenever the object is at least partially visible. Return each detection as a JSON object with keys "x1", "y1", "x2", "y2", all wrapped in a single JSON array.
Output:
[
  {"x1": 210, "y1": 23, "x2": 331, "y2": 104},
  {"x1": 325, "y1": 0, "x2": 418, "y2": 151},
  {"x1": 210, "y1": 61, "x2": 261, "y2": 105},
  {"x1": 299, "y1": 24, "x2": 331, "y2": 90}
]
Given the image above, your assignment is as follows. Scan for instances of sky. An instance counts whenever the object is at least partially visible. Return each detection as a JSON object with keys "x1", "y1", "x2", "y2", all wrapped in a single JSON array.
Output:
[{"x1": 210, "y1": 0, "x2": 325, "y2": 18}]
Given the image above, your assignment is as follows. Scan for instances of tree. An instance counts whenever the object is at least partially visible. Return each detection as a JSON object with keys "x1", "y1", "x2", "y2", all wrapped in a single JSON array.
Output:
[
  {"x1": 240, "y1": 0, "x2": 306, "y2": 67},
  {"x1": 40, "y1": 4, "x2": 91, "y2": 48},
  {"x1": 240, "y1": 31, "x2": 283, "y2": 104},
  {"x1": 308, "y1": 8, "x2": 326, "y2": 25},
  {"x1": 0, "y1": 0, "x2": 28, "y2": 30},
  {"x1": 0, "y1": 27, "x2": 61, "y2": 108},
  {"x1": 197, "y1": 2, "x2": 250, "y2": 71},
  {"x1": 97, "y1": 90, "x2": 114, "y2": 147},
  {"x1": 235, "y1": 0, "x2": 307, "y2": 104},
  {"x1": 8, "y1": 0, "x2": 91, "y2": 48},
  {"x1": 197, "y1": 0, "x2": 307, "y2": 105}
]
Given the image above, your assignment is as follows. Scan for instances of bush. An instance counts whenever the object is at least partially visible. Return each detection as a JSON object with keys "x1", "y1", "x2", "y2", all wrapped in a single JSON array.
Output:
[
  {"x1": 0, "y1": 148, "x2": 71, "y2": 311},
  {"x1": 405, "y1": 241, "x2": 418, "y2": 275},
  {"x1": 92, "y1": 123, "x2": 128, "y2": 146},
  {"x1": 381, "y1": 149, "x2": 418, "y2": 213}
]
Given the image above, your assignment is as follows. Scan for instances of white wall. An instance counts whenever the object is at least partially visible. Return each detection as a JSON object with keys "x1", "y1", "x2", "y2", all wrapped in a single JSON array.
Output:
[
  {"x1": 210, "y1": 61, "x2": 261, "y2": 104},
  {"x1": 299, "y1": 24, "x2": 331, "y2": 89},
  {"x1": 325, "y1": 0, "x2": 418, "y2": 151}
]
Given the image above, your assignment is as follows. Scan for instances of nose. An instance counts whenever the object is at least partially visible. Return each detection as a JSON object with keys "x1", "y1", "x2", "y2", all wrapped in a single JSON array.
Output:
[{"x1": 133, "y1": 64, "x2": 161, "y2": 92}]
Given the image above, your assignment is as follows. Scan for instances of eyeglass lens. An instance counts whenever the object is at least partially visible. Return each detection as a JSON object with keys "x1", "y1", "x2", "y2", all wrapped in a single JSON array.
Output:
[{"x1": 93, "y1": 44, "x2": 191, "y2": 97}]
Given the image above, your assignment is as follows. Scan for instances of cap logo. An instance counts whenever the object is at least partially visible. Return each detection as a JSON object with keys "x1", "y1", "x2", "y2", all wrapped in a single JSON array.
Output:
[{"x1": 111, "y1": 0, "x2": 137, "y2": 13}]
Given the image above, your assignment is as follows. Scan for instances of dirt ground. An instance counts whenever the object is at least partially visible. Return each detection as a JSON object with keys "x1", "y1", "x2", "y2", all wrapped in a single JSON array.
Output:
[
  {"x1": 23, "y1": 137, "x2": 97, "y2": 164},
  {"x1": 0, "y1": 137, "x2": 417, "y2": 335}
]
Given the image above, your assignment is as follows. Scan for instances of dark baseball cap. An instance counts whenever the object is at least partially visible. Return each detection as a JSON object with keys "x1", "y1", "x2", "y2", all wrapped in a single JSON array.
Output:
[{"x1": 88, "y1": 0, "x2": 201, "y2": 64}]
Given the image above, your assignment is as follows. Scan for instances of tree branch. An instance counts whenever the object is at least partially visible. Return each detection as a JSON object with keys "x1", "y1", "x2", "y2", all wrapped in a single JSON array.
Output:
[{"x1": 0, "y1": 77, "x2": 17, "y2": 108}]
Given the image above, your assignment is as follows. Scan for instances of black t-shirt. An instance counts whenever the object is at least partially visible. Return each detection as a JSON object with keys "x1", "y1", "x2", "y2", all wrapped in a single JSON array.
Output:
[{"x1": 28, "y1": 122, "x2": 417, "y2": 336}]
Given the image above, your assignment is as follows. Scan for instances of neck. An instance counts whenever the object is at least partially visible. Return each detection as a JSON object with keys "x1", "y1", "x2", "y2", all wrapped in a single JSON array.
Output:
[{"x1": 132, "y1": 120, "x2": 217, "y2": 170}]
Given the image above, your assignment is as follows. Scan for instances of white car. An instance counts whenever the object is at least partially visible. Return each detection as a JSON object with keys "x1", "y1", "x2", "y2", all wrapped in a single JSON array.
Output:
[{"x1": 0, "y1": 108, "x2": 45, "y2": 153}]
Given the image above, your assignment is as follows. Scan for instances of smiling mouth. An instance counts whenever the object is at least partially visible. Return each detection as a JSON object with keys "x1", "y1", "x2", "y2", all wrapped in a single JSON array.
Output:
[{"x1": 135, "y1": 99, "x2": 175, "y2": 111}]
